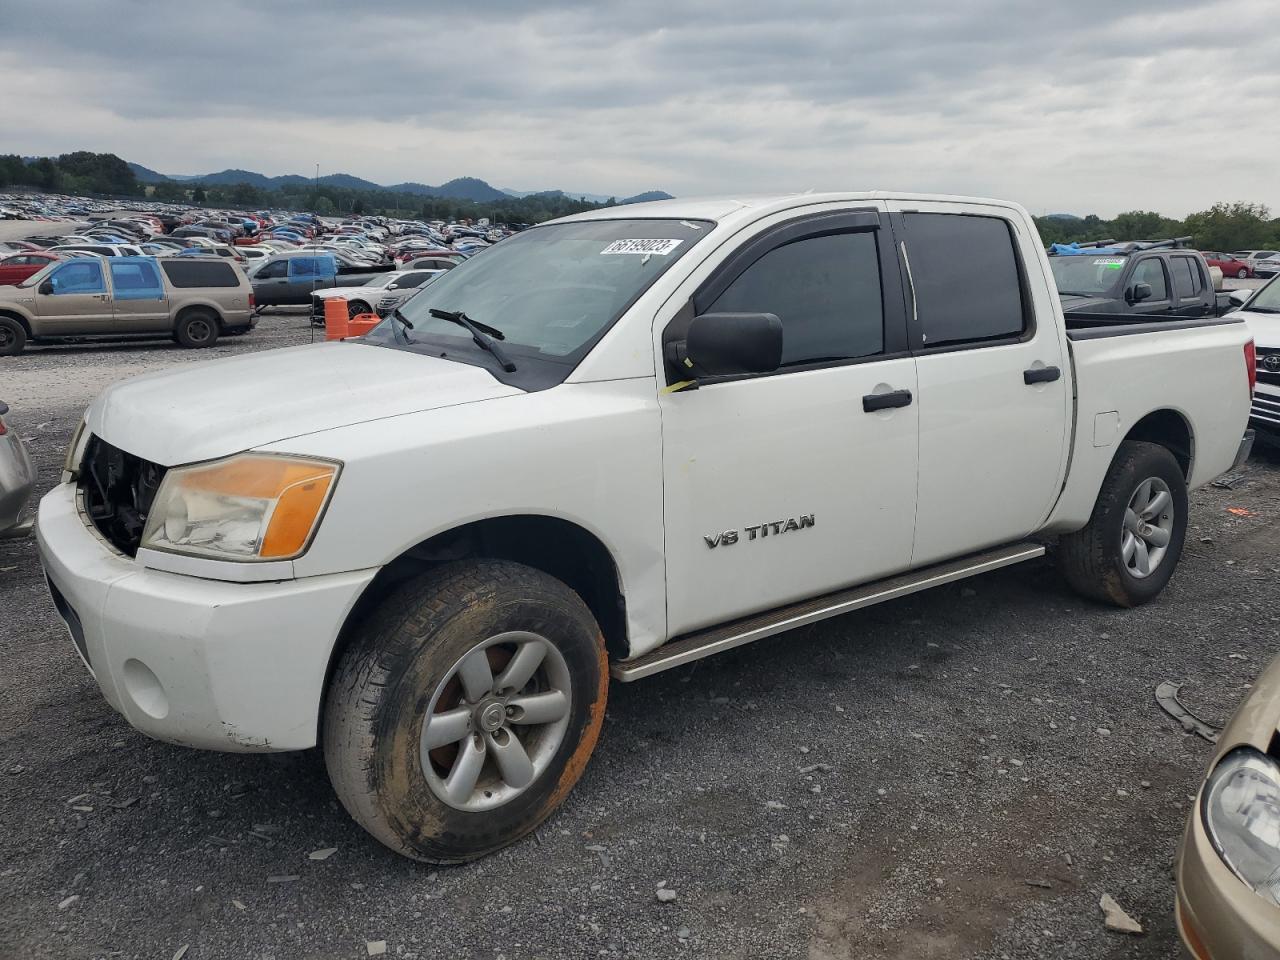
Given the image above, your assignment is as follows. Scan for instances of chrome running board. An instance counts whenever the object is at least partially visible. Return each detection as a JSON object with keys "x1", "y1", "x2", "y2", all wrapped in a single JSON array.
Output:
[{"x1": 611, "y1": 541, "x2": 1045, "y2": 682}]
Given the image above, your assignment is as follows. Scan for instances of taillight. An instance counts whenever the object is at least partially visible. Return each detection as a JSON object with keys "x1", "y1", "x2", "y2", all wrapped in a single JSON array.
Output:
[
  {"x1": 248, "y1": 293, "x2": 256, "y2": 309},
  {"x1": 1245, "y1": 339, "x2": 1257, "y2": 395}
]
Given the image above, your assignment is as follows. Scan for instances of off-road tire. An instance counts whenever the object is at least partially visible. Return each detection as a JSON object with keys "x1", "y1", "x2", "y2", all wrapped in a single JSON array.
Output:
[
  {"x1": 1058, "y1": 440, "x2": 1188, "y2": 607},
  {"x1": 323, "y1": 560, "x2": 608, "y2": 863},
  {"x1": 174, "y1": 309, "x2": 220, "y2": 348},
  {"x1": 0, "y1": 316, "x2": 27, "y2": 356}
]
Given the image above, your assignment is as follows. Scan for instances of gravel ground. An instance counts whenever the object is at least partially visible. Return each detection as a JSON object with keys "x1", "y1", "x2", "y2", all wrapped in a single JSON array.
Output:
[{"x1": 1, "y1": 310, "x2": 1278, "y2": 960}]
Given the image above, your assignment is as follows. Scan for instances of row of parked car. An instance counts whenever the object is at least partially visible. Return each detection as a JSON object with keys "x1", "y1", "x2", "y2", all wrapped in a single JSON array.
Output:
[{"x1": 0, "y1": 199, "x2": 514, "y2": 354}]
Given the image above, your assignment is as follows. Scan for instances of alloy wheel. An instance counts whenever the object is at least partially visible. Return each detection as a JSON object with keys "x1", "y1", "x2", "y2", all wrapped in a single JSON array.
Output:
[
  {"x1": 1122, "y1": 477, "x2": 1174, "y2": 579},
  {"x1": 420, "y1": 631, "x2": 572, "y2": 811}
]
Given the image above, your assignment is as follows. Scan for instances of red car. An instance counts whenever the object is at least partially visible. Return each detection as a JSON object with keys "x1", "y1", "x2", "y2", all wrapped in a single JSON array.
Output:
[
  {"x1": 1202, "y1": 251, "x2": 1253, "y2": 279},
  {"x1": 0, "y1": 252, "x2": 63, "y2": 286}
]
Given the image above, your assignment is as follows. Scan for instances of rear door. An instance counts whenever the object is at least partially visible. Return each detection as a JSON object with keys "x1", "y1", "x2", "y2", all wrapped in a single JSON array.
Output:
[
  {"x1": 286, "y1": 256, "x2": 335, "y2": 303},
  {"x1": 1170, "y1": 255, "x2": 1211, "y2": 317},
  {"x1": 108, "y1": 259, "x2": 169, "y2": 332},
  {"x1": 32, "y1": 259, "x2": 114, "y2": 333},
  {"x1": 887, "y1": 202, "x2": 1072, "y2": 567}
]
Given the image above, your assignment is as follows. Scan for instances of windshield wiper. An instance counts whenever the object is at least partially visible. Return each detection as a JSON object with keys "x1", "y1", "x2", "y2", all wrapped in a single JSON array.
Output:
[
  {"x1": 390, "y1": 306, "x2": 414, "y2": 338},
  {"x1": 429, "y1": 307, "x2": 517, "y2": 372}
]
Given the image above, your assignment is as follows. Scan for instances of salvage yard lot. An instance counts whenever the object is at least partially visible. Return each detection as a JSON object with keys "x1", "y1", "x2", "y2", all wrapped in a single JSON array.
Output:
[{"x1": 1, "y1": 317, "x2": 1277, "y2": 959}]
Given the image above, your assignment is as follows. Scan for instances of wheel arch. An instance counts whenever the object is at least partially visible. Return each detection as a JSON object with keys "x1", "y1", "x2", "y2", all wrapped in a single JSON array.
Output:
[
  {"x1": 0, "y1": 308, "x2": 34, "y2": 336},
  {"x1": 173, "y1": 301, "x2": 222, "y2": 327},
  {"x1": 320, "y1": 514, "x2": 629, "y2": 734},
  {"x1": 1120, "y1": 407, "x2": 1194, "y2": 478}
]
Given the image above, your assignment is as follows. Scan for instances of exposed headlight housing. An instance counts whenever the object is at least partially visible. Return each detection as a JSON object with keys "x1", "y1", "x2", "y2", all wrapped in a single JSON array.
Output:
[
  {"x1": 1203, "y1": 747, "x2": 1280, "y2": 905},
  {"x1": 140, "y1": 453, "x2": 339, "y2": 562},
  {"x1": 62, "y1": 417, "x2": 89, "y2": 483}
]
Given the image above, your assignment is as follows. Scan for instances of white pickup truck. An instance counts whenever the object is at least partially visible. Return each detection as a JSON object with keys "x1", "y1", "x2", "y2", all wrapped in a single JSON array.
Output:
[{"x1": 37, "y1": 194, "x2": 1255, "y2": 863}]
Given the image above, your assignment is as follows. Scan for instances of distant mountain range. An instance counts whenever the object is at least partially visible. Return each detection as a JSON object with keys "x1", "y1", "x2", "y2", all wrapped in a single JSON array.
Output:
[{"x1": 126, "y1": 162, "x2": 671, "y2": 205}]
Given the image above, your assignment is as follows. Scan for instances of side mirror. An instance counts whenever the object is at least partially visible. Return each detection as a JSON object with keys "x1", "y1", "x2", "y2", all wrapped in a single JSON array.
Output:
[
  {"x1": 38, "y1": 280, "x2": 53, "y2": 295},
  {"x1": 682, "y1": 312, "x2": 783, "y2": 377},
  {"x1": 1229, "y1": 288, "x2": 1251, "y2": 307},
  {"x1": 1129, "y1": 282, "x2": 1153, "y2": 303}
]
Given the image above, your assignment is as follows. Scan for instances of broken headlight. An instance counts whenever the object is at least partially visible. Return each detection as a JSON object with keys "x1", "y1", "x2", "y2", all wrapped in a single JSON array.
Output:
[
  {"x1": 1203, "y1": 748, "x2": 1280, "y2": 905},
  {"x1": 62, "y1": 416, "x2": 89, "y2": 483},
  {"x1": 140, "y1": 453, "x2": 339, "y2": 561}
]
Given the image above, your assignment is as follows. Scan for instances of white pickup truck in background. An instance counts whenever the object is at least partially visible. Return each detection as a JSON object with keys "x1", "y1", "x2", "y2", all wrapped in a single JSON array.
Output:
[{"x1": 37, "y1": 193, "x2": 1255, "y2": 864}]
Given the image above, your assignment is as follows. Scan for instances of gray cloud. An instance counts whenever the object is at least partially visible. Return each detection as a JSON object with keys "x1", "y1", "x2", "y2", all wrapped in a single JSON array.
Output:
[{"x1": 1, "y1": 0, "x2": 1276, "y2": 215}]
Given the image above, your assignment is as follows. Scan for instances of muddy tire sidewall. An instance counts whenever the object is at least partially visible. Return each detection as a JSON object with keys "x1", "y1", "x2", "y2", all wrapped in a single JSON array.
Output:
[{"x1": 324, "y1": 560, "x2": 608, "y2": 863}]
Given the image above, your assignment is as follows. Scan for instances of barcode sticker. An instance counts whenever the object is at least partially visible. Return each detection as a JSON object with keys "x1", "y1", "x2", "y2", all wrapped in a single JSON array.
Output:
[{"x1": 601, "y1": 238, "x2": 683, "y2": 256}]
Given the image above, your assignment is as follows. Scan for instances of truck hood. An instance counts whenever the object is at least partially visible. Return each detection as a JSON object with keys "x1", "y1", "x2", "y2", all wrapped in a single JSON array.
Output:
[
  {"x1": 1236, "y1": 309, "x2": 1280, "y2": 347},
  {"x1": 87, "y1": 342, "x2": 522, "y2": 466}
]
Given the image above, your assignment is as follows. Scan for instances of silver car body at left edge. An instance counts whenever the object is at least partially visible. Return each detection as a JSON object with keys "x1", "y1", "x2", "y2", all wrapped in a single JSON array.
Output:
[{"x1": 0, "y1": 400, "x2": 36, "y2": 540}]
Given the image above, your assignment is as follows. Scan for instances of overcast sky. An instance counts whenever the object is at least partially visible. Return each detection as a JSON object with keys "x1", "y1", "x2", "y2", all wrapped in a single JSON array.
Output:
[{"x1": 2, "y1": 0, "x2": 1275, "y2": 216}]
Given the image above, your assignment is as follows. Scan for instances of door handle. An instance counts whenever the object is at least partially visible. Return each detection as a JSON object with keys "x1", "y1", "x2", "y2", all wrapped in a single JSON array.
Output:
[
  {"x1": 1023, "y1": 365, "x2": 1061, "y2": 385},
  {"x1": 862, "y1": 389, "x2": 913, "y2": 412}
]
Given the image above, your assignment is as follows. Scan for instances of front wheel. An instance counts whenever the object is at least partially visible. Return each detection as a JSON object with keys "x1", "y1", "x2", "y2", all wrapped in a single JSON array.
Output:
[
  {"x1": 1058, "y1": 440, "x2": 1188, "y2": 606},
  {"x1": 0, "y1": 317, "x2": 27, "y2": 356},
  {"x1": 323, "y1": 560, "x2": 608, "y2": 863},
  {"x1": 348, "y1": 300, "x2": 371, "y2": 319}
]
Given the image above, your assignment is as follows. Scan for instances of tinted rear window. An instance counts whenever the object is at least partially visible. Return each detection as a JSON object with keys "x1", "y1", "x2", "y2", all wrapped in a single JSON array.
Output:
[
  {"x1": 902, "y1": 213, "x2": 1027, "y2": 346},
  {"x1": 161, "y1": 259, "x2": 241, "y2": 288}
]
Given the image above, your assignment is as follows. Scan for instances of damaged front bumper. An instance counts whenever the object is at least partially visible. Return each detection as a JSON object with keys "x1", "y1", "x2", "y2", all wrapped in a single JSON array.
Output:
[{"x1": 36, "y1": 481, "x2": 376, "y2": 752}]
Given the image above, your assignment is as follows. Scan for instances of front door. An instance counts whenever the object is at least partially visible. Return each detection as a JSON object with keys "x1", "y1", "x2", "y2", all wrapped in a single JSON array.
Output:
[
  {"x1": 659, "y1": 207, "x2": 920, "y2": 637},
  {"x1": 887, "y1": 203, "x2": 1072, "y2": 567},
  {"x1": 1127, "y1": 256, "x2": 1174, "y2": 317},
  {"x1": 108, "y1": 259, "x2": 169, "y2": 332},
  {"x1": 33, "y1": 259, "x2": 114, "y2": 334}
]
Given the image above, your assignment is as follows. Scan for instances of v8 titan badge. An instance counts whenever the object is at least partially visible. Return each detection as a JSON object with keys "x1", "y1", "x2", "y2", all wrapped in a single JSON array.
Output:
[{"x1": 705, "y1": 515, "x2": 815, "y2": 548}]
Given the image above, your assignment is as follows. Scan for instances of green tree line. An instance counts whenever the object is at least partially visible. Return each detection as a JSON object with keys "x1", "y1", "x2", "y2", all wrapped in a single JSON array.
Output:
[
  {"x1": 1033, "y1": 203, "x2": 1280, "y2": 254},
  {"x1": 0, "y1": 151, "x2": 142, "y2": 196}
]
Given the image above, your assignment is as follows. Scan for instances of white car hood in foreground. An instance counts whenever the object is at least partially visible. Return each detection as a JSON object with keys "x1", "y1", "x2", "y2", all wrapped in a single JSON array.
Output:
[{"x1": 87, "y1": 342, "x2": 522, "y2": 466}]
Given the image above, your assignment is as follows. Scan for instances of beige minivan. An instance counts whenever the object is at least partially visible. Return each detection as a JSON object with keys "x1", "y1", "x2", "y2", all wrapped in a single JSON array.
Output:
[{"x1": 0, "y1": 255, "x2": 254, "y2": 355}]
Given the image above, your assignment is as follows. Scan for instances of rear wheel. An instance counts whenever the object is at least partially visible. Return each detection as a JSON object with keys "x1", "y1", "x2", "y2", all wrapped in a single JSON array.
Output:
[
  {"x1": 324, "y1": 560, "x2": 608, "y2": 863},
  {"x1": 174, "y1": 310, "x2": 220, "y2": 348},
  {"x1": 1058, "y1": 441, "x2": 1188, "y2": 606},
  {"x1": 0, "y1": 317, "x2": 27, "y2": 356}
]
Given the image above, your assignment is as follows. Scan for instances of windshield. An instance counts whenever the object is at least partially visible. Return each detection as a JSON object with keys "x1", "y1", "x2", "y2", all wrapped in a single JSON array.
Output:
[
  {"x1": 1049, "y1": 255, "x2": 1129, "y2": 296},
  {"x1": 1242, "y1": 275, "x2": 1280, "y2": 313},
  {"x1": 372, "y1": 218, "x2": 712, "y2": 383},
  {"x1": 18, "y1": 260, "x2": 62, "y2": 288}
]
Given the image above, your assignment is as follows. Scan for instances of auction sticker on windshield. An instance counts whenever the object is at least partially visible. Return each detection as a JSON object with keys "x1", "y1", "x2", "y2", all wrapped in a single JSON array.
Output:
[
  {"x1": 1093, "y1": 258, "x2": 1126, "y2": 267},
  {"x1": 601, "y1": 238, "x2": 683, "y2": 256}
]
